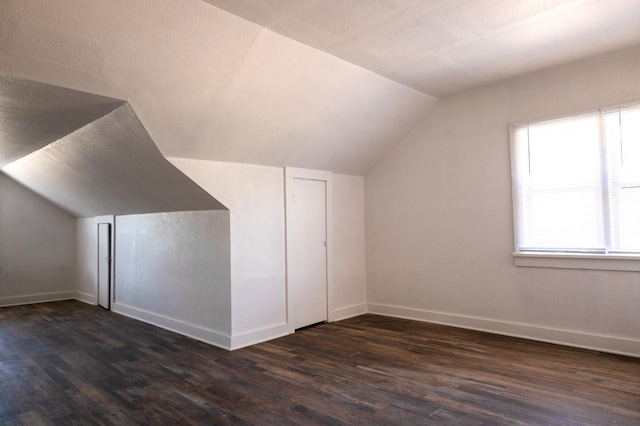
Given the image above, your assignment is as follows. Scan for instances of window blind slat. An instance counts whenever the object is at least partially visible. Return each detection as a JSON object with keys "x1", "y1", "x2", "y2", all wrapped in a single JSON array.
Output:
[
  {"x1": 512, "y1": 104, "x2": 640, "y2": 255},
  {"x1": 514, "y1": 112, "x2": 604, "y2": 252},
  {"x1": 604, "y1": 106, "x2": 640, "y2": 253}
]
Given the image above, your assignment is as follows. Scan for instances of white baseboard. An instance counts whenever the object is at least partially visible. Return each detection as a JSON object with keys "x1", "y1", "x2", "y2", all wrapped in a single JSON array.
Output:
[
  {"x1": 0, "y1": 291, "x2": 75, "y2": 307},
  {"x1": 112, "y1": 302, "x2": 231, "y2": 350},
  {"x1": 367, "y1": 303, "x2": 640, "y2": 358},
  {"x1": 334, "y1": 302, "x2": 367, "y2": 321},
  {"x1": 230, "y1": 323, "x2": 290, "y2": 350},
  {"x1": 74, "y1": 291, "x2": 96, "y2": 305}
]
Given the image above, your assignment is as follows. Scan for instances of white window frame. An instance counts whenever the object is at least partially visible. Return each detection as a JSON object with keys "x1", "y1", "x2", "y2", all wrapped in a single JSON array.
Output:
[{"x1": 510, "y1": 103, "x2": 640, "y2": 271}]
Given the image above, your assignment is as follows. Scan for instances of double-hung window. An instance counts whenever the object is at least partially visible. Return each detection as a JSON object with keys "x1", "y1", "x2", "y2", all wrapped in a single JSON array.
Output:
[{"x1": 511, "y1": 103, "x2": 640, "y2": 264}]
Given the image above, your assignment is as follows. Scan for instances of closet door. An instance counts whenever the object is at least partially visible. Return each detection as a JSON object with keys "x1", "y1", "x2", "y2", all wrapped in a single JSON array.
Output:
[{"x1": 289, "y1": 178, "x2": 328, "y2": 329}]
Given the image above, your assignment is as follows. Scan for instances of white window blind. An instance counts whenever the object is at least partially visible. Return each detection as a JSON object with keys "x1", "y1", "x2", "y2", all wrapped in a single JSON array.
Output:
[{"x1": 511, "y1": 104, "x2": 640, "y2": 255}]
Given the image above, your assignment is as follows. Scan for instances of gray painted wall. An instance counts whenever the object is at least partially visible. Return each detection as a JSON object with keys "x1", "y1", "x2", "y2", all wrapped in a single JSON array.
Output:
[
  {"x1": 0, "y1": 173, "x2": 76, "y2": 305},
  {"x1": 113, "y1": 210, "x2": 232, "y2": 348}
]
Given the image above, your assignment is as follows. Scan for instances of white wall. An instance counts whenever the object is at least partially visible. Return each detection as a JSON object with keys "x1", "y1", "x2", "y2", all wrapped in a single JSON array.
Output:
[
  {"x1": 332, "y1": 174, "x2": 367, "y2": 320},
  {"x1": 0, "y1": 173, "x2": 76, "y2": 306},
  {"x1": 113, "y1": 210, "x2": 231, "y2": 348},
  {"x1": 365, "y1": 46, "x2": 640, "y2": 357},
  {"x1": 169, "y1": 159, "x2": 288, "y2": 348},
  {"x1": 170, "y1": 158, "x2": 368, "y2": 348},
  {"x1": 75, "y1": 217, "x2": 98, "y2": 304}
]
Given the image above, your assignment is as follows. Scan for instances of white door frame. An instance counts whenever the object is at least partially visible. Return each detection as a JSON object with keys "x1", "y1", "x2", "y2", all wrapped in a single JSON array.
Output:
[
  {"x1": 285, "y1": 167, "x2": 334, "y2": 333},
  {"x1": 95, "y1": 215, "x2": 115, "y2": 308}
]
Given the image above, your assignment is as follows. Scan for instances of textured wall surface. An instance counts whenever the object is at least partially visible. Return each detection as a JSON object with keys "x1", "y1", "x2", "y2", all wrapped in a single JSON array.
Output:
[
  {"x1": 114, "y1": 210, "x2": 231, "y2": 340},
  {"x1": 169, "y1": 159, "x2": 287, "y2": 339},
  {"x1": 0, "y1": 173, "x2": 76, "y2": 305}
]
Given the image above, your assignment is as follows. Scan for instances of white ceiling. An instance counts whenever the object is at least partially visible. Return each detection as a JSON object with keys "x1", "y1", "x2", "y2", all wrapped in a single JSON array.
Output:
[
  {"x1": 0, "y1": 0, "x2": 434, "y2": 175},
  {"x1": 206, "y1": 0, "x2": 640, "y2": 97},
  {"x1": 1, "y1": 0, "x2": 639, "y2": 175}
]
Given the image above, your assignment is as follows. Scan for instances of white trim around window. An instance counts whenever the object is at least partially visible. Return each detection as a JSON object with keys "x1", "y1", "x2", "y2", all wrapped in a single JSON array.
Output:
[
  {"x1": 513, "y1": 252, "x2": 640, "y2": 271},
  {"x1": 510, "y1": 102, "x2": 640, "y2": 271}
]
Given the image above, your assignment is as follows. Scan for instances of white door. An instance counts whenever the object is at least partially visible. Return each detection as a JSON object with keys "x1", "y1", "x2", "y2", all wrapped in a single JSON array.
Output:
[
  {"x1": 98, "y1": 223, "x2": 111, "y2": 310},
  {"x1": 289, "y1": 178, "x2": 328, "y2": 329}
]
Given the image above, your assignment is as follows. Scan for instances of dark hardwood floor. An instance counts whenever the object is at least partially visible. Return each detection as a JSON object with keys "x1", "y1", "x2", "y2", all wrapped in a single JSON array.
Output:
[{"x1": 0, "y1": 301, "x2": 638, "y2": 425}]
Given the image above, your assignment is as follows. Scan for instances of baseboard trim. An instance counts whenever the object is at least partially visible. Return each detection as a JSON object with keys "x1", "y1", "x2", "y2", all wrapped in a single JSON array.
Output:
[
  {"x1": 230, "y1": 323, "x2": 290, "y2": 350},
  {"x1": 0, "y1": 291, "x2": 75, "y2": 307},
  {"x1": 334, "y1": 303, "x2": 367, "y2": 321},
  {"x1": 367, "y1": 303, "x2": 640, "y2": 358},
  {"x1": 112, "y1": 302, "x2": 231, "y2": 350},
  {"x1": 74, "y1": 292, "x2": 96, "y2": 305}
]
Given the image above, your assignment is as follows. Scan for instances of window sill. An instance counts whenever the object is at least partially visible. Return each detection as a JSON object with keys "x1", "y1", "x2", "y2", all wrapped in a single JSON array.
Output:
[{"x1": 513, "y1": 252, "x2": 640, "y2": 271}]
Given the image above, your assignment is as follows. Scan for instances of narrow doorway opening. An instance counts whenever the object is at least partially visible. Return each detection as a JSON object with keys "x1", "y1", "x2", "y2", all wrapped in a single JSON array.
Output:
[{"x1": 97, "y1": 223, "x2": 111, "y2": 310}]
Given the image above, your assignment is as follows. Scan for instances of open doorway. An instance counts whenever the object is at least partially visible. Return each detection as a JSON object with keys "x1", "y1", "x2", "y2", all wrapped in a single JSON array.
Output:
[{"x1": 97, "y1": 222, "x2": 112, "y2": 310}]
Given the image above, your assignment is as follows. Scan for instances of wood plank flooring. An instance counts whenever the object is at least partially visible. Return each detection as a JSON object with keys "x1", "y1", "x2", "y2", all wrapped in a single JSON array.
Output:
[{"x1": 0, "y1": 301, "x2": 638, "y2": 425}]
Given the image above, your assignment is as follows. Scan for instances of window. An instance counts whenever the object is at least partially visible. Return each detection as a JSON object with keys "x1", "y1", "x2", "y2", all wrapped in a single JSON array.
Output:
[{"x1": 511, "y1": 104, "x2": 640, "y2": 260}]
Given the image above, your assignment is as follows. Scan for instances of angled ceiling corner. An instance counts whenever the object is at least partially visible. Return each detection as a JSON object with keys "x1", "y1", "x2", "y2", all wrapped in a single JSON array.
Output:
[
  {"x1": 0, "y1": 76, "x2": 226, "y2": 217},
  {"x1": 0, "y1": 75, "x2": 124, "y2": 167}
]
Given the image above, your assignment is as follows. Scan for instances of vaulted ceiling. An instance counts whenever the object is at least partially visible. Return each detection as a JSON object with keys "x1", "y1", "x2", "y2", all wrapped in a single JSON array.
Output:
[
  {"x1": 206, "y1": 0, "x2": 640, "y2": 97},
  {"x1": 1, "y1": 0, "x2": 639, "y2": 178}
]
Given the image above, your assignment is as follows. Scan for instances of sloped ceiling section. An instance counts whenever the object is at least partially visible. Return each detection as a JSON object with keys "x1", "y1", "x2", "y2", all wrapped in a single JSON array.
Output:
[
  {"x1": 0, "y1": 75, "x2": 123, "y2": 167},
  {"x1": 205, "y1": 0, "x2": 640, "y2": 97},
  {"x1": 0, "y1": 0, "x2": 436, "y2": 176},
  {"x1": 3, "y1": 1, "x2": 637, "y2": 176},
  {"x1": 1, "y1": 78, "x2": 226, "y2": 217}
]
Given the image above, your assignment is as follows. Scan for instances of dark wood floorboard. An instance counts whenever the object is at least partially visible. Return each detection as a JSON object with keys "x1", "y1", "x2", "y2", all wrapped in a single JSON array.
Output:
[{"x1": 0, "y1": 301, "x2": 638, "y2": 425}]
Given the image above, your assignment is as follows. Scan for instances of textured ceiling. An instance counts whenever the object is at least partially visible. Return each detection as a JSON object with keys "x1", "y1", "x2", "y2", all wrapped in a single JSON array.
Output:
[
  {"x1": 0, "y1": 0, "x2": 435, "y2": 176},
  {"x1": 0, "y1": 0, "x2": 638, "y2": 177},
  {"x1": 0, "y1": 75, "x2": 123, "y2": 167},
  {"x1": 3, "y1": 101, "x2": 226, "y2": 217},
  {"x1": 205, "y1": 0, "x2": 640, "y2": 96}
]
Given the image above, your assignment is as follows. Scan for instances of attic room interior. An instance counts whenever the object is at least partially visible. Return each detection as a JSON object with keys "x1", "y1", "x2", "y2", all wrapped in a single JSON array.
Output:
[{"x1": 1, "y1": 0, "x2": 639, "y2": 424}]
